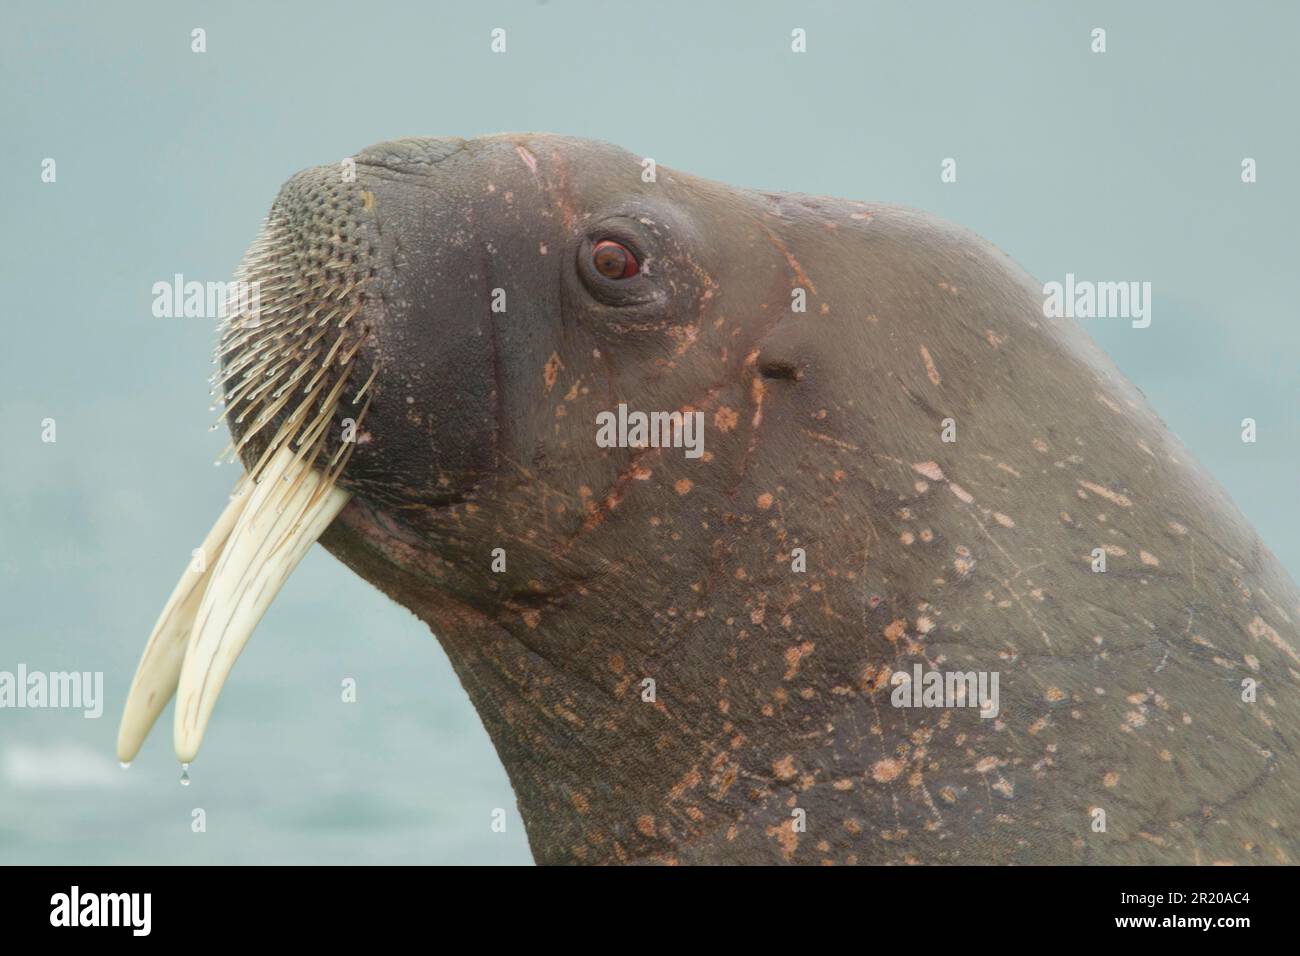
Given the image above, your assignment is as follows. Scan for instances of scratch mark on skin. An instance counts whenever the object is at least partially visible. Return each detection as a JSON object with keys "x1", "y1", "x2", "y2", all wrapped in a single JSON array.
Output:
[
  {"x1": 862, "y1": 692, "x2": 906, "y2": 837},
  {"x1": 515, "y1": 144, "x2": 539, "y2": 177},
  {"x1": 966, "y1": 507, "x2": 1052, "y2": 647},
  {"x1": 997, "y1": 575, "x2": 1052, "y2": 648},
  {"x1": 920, "y1": 345, "x2": 941, "y2": 386},
  {"x1": 1248, "y1": 615, "x2": 1300, "y2": 665},
  {"x1": 723, "y1": 358, "x2": 770, "y2": 499},
  {"x1": 1158, "y1": 607, "x2": 1197, "y2": 675},
  {"x1": 521, "y1": 146, "x2": 578, "y2": 230},
  {"x1": 801, "y1": 429, "x2": 860, "y2": 451},
  {"x1": 1258, "y1": 588, "x2": 1293, "y2": 625},
  {"x1": 490, "y1": 452, "x2": 580, "y2": 536},
  {"x1": 761, "y1": 224, "x2": 817, "y2": 295},
  {"x1": 579, "y1": 444, "x2": 665, "y2": 532},
  {"x1": 913, "y1": 775, "x2": 947, "y2": 831}
]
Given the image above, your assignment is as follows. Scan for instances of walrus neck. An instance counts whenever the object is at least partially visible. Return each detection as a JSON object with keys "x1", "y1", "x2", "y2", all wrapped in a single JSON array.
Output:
[{"x1": 407, "y1": 572, "x2": 868, "y2": 865}]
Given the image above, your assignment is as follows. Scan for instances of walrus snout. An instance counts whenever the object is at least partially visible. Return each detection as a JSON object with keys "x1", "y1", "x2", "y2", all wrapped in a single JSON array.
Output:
[
  {"x1": 216, "y1": 164, "x2": 379, "y2": 479},
  {"x1": 119, "y1": 144, "x2": 504, "y2": 764}
]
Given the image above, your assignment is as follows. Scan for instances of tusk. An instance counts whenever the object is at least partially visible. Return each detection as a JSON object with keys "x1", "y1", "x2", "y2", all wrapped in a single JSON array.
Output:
[
  {"x1": 173, "y1": 446, "x2": 349, "y2": 763},
  {"x1": 116, "y1": 482, "x2": 252, "y2": 763}
]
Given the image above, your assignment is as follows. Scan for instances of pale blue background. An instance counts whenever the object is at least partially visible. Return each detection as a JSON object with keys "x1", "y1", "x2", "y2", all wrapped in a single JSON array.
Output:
[{"x1": 1, "y1": 0, "x2": 1296, "y2": 864}]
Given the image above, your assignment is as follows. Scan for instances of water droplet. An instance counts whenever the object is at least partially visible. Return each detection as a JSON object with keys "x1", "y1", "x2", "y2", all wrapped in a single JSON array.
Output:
[
  {"x1": 180, "y1": 763, "x2": 191, "y2": 786},
  {"x1": 119, "y1": 761, "x2": 131, "y2": 770}
]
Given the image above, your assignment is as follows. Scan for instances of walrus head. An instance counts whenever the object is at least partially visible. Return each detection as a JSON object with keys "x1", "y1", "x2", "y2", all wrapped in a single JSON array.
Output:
[
  {"x1": 120, "y1": 133, "x2": 791, "y2": 855},
  {"x1": 121, "y1": 134, "x2": 1300, "y2": 865}
]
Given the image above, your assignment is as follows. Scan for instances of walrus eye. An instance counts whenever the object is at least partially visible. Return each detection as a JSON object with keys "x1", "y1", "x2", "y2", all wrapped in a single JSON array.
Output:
[{"x1": 591, "y1": 239, "x2": 639, "y2": 279}]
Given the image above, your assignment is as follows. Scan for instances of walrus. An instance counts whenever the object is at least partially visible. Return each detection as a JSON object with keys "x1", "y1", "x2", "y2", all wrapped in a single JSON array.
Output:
[{"x1": 118, "y1": 133, "x2": 1300, "y2": 865}]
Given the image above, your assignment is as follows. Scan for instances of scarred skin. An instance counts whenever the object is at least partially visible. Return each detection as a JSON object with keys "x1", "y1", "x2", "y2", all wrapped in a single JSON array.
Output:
[{"x1": 234, "y1": 133, "x2": 1300, "y2": 864}]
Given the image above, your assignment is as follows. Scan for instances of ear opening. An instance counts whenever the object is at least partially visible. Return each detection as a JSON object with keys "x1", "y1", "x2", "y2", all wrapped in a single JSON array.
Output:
[{"x1": 759, "y1": 358, "x2": 802, "y2": 381}]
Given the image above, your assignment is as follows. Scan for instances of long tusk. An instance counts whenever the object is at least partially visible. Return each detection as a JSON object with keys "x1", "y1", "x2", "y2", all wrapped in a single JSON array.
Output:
[
  {"x1": 173, "y1": 446, "x2": 350, "y2": 763},
  {"x1": 116, "y1": 482, "x2": 253, "y2": 763}
]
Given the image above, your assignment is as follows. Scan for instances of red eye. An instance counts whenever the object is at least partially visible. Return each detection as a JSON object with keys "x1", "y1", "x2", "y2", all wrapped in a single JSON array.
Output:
[{"x1": 592, "y1": 239, "x2": 639, "y2": 279}]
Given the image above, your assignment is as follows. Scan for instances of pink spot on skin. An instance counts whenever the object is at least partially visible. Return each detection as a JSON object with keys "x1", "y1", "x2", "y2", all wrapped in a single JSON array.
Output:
[
  {"x1": 1247, "y1": 616, "x2": 1300, "y2": 665},
  {"x1": 1095, "y1": 392, "x2": 1124, "y2": 415},
  {"x1": 1139, "y1": 550, "x2": 1159, "y2": 566},
  {"x1": 948, "y1": 483, "x2": 974, "y2": 504},
  {"x1": 871, "y1": 758, "x2": 903, "y2": 783},
  {"x1": 992, "y1": 512, "x2": 1015, "y2": 528},
  {"x1": 1078, "y1": 480, "x2": 1133, "y2": 508},
  {"x1": 912, "y1": 461, "x2": 945, "y2": 482}
]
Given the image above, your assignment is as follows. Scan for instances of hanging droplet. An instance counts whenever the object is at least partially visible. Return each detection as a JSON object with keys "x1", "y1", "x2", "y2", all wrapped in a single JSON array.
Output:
[
  {"x1": 180, "y1": 763, "x2": 191, "y2": 786},
  {"x1": 119, "y1": 761, "x2": 131, "y2": 770}
]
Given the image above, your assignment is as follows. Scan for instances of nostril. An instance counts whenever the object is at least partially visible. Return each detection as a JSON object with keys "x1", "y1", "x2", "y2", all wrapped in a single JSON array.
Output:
[{"x1": 759, "y1": 358, "x2": 802, "y2": 381}]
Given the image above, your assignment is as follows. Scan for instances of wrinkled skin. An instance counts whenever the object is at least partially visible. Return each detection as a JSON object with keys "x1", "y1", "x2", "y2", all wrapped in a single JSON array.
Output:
[{"x1": 235, "y1": 134, "x2": 1300, "y2": 864}]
